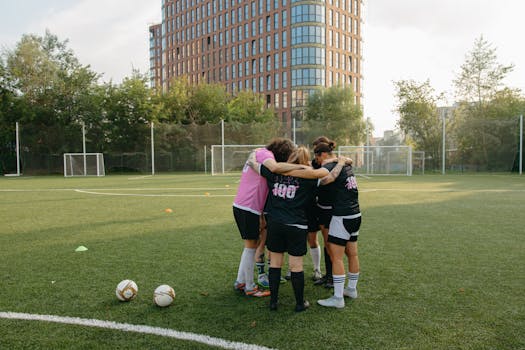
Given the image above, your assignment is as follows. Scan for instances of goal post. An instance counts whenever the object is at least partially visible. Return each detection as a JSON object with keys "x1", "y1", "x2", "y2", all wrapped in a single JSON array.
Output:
[
  {"x1": 210, "y1": 145, "x2": 264, "y2": 175},
  {"x1": 338, "y1": 146, "x2": 419, "y2": 176},
  {"x1": 64, "y1": 153, "x2": 105, "y2": 177}
]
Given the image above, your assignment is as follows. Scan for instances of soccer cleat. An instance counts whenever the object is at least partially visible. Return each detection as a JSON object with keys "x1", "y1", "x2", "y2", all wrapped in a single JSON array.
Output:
[
  {"x1": 280, "y1": 276, "x2": 287, "y2": 284},
  {"x1": 312, "y1": 269, "x2": 322, "y2": 282},
  {"x1": 269, "y1": 301, "x2": 278, "y2": 311},
  {"x1": 324, "y1": 277, "x2": 334, "y2": 289},
  {"x1": 245, "y1": 286, "x2": 271, "y2": 297},
  {"x1": 317, "y1": 296, "x2": 345, "y2": 309},
  {"x1": 313, "y1": 275, "x2": 327, "y2": 286},
  {"x1": 257, "y1": 273, "x2": 270, "y2": 289},
  {"x1": 343, "y1": 287, "x2": 358, "y2": 299},
  {"x1": 233, "y1": 281, "x2": 245, "y2": 292},
  {"x1": 295, "y1": 300, "x2": 310, "y2": 312}
]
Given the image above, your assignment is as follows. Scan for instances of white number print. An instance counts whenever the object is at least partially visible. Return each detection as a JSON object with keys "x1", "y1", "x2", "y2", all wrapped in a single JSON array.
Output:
[
  {"x1": 345, "y1": 176, "x2": 358, "y2": 190},
  {"x1": 272, "y1": 183, "x2": 297, "y2": 199}
]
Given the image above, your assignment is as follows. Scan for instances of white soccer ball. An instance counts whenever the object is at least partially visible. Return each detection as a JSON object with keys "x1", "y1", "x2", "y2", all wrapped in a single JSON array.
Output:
[
  {"x1": 153, "y1": 284, "x2": 176, "y2": 307},
  {"x1": 115, "y1": 279, "x2": 138, "y2": 301}
]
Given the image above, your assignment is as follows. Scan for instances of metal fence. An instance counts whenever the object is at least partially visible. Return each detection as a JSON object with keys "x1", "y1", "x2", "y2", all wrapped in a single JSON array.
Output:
[{"x1": 1, "y1": 116, "x2": 522, "y2": 175}]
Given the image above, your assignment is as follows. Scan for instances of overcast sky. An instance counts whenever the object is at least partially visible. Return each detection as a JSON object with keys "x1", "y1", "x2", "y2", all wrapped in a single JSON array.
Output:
[{"x1": 1, "y1": 1, "x2": 523, "y2": 137}]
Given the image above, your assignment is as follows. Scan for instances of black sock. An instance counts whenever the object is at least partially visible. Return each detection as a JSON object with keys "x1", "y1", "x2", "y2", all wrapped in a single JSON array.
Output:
[
  {"x1": 324, "y1": 247, "x2": 333, "y2": 278},
  {"x1": 290, "y1": 271, "x2": 305, "y2": 306},
  {"x1": 256, "y1": 262, "x2": 265, "y2": 275},
  {"x1": 268, "y1": 267, "x2": 281, "y2": 304}
]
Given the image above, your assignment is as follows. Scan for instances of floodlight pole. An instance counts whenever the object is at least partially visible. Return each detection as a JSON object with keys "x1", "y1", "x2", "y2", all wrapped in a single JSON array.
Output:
[
  {"x1": 82, "y1": 121, "x2": 87, "y2": 176},
  {"x1": 151, "y1": 122, "x2": 155, "y2": 175},
  {"x1": 221, "y1": 119, "x2": 225, "y2": 174},
  {"x1": 520, "y1": 114, "x2": 523, "y2": 175},
  {"x1": 366, "y1": 117, "x2": 370, "y2": 174},
  {"x1": 15, "y1": 122, "x2": 21, "y2": 176},
  {"x1": 293, "y1": 118, "x2": 296, "y2": 145},
  {"x1": 204, "y1": 145, "x2": 207, "y2": 174},
  {"x1": 441, "y1": 109, "x2": 446, "y2": 175}
]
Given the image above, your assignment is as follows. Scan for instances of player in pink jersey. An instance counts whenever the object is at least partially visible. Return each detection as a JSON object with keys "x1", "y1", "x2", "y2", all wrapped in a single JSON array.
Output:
[{"x1": 233, "y1": 138, "x2": 305, "y2": 297}]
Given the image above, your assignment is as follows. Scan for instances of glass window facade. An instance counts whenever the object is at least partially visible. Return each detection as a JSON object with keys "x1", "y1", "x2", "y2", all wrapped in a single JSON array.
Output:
[
  {"x1": 291, "y1": 26, "x2": 325, "y2": 45},
  {"x1": 291, "y1": 4, "x2": 325, "y2": 24},
  {"x1": 291, "y1": 47, "x2": 325, "y2": 66},
  {"x1": 291, "y1": 68, "x2": 325, "y2": 87}
]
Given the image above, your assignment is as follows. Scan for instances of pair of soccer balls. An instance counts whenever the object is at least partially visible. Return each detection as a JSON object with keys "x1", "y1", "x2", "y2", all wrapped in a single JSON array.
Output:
[{"x1": 115, "y1": 280, "x2": 175, "y2": 307}]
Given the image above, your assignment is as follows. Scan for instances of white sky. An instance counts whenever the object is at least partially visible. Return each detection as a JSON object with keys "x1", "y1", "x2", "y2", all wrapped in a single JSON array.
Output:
[{"x1": 1, "y1": 0, "x2": 523, "y2": 137}]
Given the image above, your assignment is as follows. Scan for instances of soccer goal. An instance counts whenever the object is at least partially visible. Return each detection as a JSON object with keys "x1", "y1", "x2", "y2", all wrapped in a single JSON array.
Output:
[
  {"x1": 338, "y1": 146, "x2": 415, "y2": 176},
  {"x1": 64, "y1": 153, "x2": 105, "y2": 177},
  {"x1": 210, "y1": 145, "x2": 264, "y2": 175}
]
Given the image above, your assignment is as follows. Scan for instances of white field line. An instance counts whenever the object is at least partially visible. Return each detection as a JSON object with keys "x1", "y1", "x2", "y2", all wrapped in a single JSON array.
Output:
[
  {"x1": 0, "y1": 312, "x2": 275, "y2": 350},
  {"x1": 74, "y1": 189, "x2": 235, "y2": 197},
  {"x1": 127, "y1": 175, "x2": 154, "y2": 180},
  {"x1": 0, "y1": 187, "x2": 234, "y2": 192}
]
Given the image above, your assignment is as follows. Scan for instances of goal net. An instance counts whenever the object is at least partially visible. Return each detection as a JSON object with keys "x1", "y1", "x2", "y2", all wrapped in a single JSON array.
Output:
[
  {"x1": 338, "y1": 146, "x2": 416, "y2": 176},
  {"x1": 211, "y1": 145, "x2": 264, "y2": 175},
  {"x1": 64, "y1": 153, "x2": 105, "y2": 177}
]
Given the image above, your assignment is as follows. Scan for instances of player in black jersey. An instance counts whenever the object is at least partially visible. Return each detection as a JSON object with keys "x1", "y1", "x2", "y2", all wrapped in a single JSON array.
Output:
[
  {"x1": 317, "y1": 160, "x2": 361, "y2": 309},
  {"x1": 311, "y1": 138, "x2": 339, "y2": 288},
  {"x1": 248, "y1": 147, "x2": 346, "y2": 312}
]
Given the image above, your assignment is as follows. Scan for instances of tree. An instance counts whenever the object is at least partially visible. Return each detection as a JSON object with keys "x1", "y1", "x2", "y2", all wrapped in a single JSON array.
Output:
[
  {"x1": 187, "y1": 83, "x2": 228, "y2": 124},
  {"x1": 227, "y1": 90, "x2": 274, "y2": 123},
  {"x1": 101, "y1": 71, "x2": 158, "y2": 152},
  {"x1": 304, "y1": 85, "x2": 364, "y2": 146},
  {"x1": 3, "y1": 31, "x2": 100, "y2": 156},
  {"x1": 454, "y1": 36, "x2": 514, "y2": 106},
  {"x1": 452, "y1": 36, "x2": 517, "y2": 169},
  {"x1": 394, "y1": 79, "x2": 444, "y2": 167}
]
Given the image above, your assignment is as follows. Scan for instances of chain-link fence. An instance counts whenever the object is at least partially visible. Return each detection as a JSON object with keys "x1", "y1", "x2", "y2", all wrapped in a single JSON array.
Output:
[{"x1": 1, "y1": 116, "x2": 522, "y2": 175}]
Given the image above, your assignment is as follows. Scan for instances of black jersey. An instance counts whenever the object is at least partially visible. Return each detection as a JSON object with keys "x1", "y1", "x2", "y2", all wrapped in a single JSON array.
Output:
[
  {"x1": 331, "y1": 164, "x2": 360, "y2": 216},
  {"x1": 317, "y1": 161, "x2": 337, "y2": 207},
  {"x1": 260, "y1": 164, "x2": 319, "y2": 226}
]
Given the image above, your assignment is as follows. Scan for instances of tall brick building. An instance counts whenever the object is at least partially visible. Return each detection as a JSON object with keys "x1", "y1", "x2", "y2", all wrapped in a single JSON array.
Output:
[{"x1": 149, "y1": 0, "x2": 363, "y2": 125}]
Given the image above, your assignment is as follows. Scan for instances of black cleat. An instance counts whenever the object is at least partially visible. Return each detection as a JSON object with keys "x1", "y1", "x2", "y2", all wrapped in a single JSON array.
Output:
[
  {"x1": 295, "y1": 300, "x2": 310, "y2": 312},
  {"x1": 269, "y1": 301, "x2": 278, "y2": 311}
]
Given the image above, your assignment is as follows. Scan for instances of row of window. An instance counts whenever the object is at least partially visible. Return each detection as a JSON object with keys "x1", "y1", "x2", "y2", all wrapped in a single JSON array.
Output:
[
  {"x1": 162, "y1": 4, "x2": 358, "y2": 39},
  {"x1": 164, "y1": 0, "x2": 287, "y2": 27},
  {"x1": 291, "y1": 25, "x2": 325, "y2": 45},
  {"x1": 172, "y1": 53, "x2": 289, "y2": 80},
  {"x1": 291, "y1": 68, "x2": 325, "y2": 87},
  {"x1": 291, "y1": 4, "x2": 325, "y2": 24}
]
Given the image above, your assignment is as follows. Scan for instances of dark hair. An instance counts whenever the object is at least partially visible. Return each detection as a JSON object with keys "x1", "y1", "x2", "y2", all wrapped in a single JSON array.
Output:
[
  {"x1": 312, "y1": 136, "x2": 331, "y2": 147},
  {"x1": 314, "y1": 141, "x2": 336, "y2": 155},
  {"x1": 266, "y1": 138, "x2": 295, "y2": 162}
]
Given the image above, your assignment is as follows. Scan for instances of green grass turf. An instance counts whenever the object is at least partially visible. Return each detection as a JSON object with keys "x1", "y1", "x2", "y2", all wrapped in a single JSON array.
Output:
[{"x1": 0, "y1": 174, "x2": 524, "y2": 349}]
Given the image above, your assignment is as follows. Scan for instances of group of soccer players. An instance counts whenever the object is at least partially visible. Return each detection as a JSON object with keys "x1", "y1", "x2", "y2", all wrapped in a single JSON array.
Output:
[{"x1": 232, "y1": 136, "x2": 361, "y2": 311}]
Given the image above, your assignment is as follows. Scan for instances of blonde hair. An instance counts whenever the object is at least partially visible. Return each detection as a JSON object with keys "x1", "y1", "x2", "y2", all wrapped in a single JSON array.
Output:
[{"x1": 287, "y1": 146, "x2": 311, "y2": 166}]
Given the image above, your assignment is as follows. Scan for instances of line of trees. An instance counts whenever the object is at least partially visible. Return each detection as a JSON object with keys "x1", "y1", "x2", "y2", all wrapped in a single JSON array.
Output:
[
  {"x1": 0, "y1": 31, "x2": 364, "y2": 174},
  {"x1": 394, "y1": 36, "x2": 525, "y2": 172}
]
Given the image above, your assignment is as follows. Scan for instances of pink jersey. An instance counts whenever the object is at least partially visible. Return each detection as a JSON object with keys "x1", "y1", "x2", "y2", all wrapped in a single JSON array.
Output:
[{"x1": 233, "y1": 148, "x2": 274, "y2": 215}]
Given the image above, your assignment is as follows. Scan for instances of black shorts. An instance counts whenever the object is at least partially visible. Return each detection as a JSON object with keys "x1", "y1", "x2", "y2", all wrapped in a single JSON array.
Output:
[
  {"x1": 266, "y1": 219, "x2": 308, "y2": 256},
  {"x1": 318, "y1": 206, "x2": 333, "y2": 228},
  {"x1": 306, "y1": 204, "x2": 320, "y2": 232},
  {"x1": 233, "y1": 206, "x2": 260, "y2": 240}
]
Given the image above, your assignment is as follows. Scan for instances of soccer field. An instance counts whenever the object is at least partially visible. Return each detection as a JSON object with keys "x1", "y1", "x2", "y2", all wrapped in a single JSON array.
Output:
[{"x1": 0, "y1": 174, "x2": 524, "y2": 350}]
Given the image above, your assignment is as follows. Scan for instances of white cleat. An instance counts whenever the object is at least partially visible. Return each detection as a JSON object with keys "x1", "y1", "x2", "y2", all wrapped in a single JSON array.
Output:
[
  {"x1": 343, "y1": 287, "x2": 358, "y2": 299},
  {"x1": 317, "y1": 296, "x2": 345, "y2": 309}
]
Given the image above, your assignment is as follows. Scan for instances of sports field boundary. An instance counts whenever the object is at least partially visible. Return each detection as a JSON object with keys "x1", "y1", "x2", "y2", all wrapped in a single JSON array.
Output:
[{"x1": 0, "y1": 311, "x2": 276, "y2": 350}]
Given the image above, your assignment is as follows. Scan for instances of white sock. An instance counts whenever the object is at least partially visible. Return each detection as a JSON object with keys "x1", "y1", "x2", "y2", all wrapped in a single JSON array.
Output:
[
  {"x1": 333, "y1": 274, "x2": 345, "y2": 298},
  {"x1": 310, "y1": 246, "x2": 321, "y2": 271},
  {"x1": 347, "y1": 272, "x2": 359, "y2": 289},
  {"x1": 236, "y1": 250, "x2": 246, "y2": 283},
  {"x1": 243, "y1": 248, "x2": 257, "y2": 290}
]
